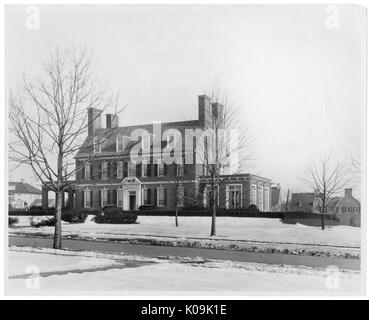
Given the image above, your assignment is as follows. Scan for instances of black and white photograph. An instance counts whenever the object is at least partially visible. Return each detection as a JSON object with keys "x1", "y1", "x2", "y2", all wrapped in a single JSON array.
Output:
[{"x1": 3, "y1": 3, "x2": 367, "y2": 298}]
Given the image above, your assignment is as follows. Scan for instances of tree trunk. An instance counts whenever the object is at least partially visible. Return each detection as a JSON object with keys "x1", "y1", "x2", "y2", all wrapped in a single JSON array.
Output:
[
  {"x1": 321, "y1": 210, "x2": 325, "y2": 230},
  {"x1": 175, "y1": 206, "x2": 179, "y2": 227},
  {"x1": 53, "y1": 190, "x2": 62, "y2": 249},
  {"x1": 321, "y1": 201, "x2": 325, "y2": 230},
  {"x1": 210, "y1": 199, "x2": 216, "y2": 236}
]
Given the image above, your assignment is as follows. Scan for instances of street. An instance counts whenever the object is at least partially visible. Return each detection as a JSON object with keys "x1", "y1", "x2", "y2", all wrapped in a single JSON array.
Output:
[{"x1": 9, "y1": 235, "x2": 360, "y2": 271}]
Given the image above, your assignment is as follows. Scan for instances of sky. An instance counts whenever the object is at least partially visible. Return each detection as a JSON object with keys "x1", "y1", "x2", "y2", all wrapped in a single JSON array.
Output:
[{"x1": 6, "y1": 4, "x2": 366, "y2": 198}]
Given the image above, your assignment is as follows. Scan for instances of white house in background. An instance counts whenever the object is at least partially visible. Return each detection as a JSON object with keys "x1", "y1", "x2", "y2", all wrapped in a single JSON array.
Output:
[{"x1": 8, "y1": 181, "x2": 42, "y2": 209}]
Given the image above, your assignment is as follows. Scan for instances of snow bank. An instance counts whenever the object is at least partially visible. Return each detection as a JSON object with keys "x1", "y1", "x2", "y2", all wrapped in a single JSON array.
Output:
[{"x1": 7, "y1": 246, "x2": 362, "y2": 295}]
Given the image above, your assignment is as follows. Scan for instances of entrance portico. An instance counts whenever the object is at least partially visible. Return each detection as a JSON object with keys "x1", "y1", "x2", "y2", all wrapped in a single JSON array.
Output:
[{"x1": 121, "y1": 177, "x2": 141, "y2": 211}]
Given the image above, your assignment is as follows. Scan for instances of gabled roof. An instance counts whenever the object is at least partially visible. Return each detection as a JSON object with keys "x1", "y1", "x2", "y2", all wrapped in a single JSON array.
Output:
[{"x1": 8, "y1": 182, "x2": 41, "y2": 195}]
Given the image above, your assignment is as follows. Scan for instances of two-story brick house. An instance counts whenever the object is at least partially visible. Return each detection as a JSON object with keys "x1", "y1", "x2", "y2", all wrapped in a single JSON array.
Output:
[{"x1": 41, "y1": 94, "x2": 274, "y2": 212}]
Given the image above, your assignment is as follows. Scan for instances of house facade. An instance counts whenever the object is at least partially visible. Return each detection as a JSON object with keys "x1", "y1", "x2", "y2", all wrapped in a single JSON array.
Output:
[
  {"x1": 9, "y1": 181, "x2": 42, "y2": 209},
  {"x1": 41, "y1": 94, "x2": 274, "y2": 212},
  {"x1": 290, "y1": 188, "x2": 361, "y2": 214}
]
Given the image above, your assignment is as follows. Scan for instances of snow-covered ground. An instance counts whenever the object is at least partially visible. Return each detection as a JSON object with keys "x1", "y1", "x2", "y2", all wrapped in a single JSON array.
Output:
[
  {"x1": 11, "y1": 216, "x2": 360, "y2": 248},
  {"x1": 6, "y1": 247, "x2": 362, "y2": 295}
]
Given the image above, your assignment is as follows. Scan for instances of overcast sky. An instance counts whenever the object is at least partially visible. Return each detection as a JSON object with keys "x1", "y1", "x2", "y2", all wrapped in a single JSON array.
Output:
[{"x1": 6, "y1": 5, "x2": 366, "y2": 198}]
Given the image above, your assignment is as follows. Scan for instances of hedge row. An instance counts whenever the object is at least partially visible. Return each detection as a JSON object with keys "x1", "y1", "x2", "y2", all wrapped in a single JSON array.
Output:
[
  {"x1": 8, "y1": 209, "x2": 100, "y2": 216},
  {"x1": 138, "y1": 209, "x2": 339, "y2": 220}
]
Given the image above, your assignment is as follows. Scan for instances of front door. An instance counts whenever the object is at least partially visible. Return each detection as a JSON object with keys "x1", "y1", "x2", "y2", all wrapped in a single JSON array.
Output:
[{"x1": 129, "y1": 191, "x2": 136, "y2": 211}]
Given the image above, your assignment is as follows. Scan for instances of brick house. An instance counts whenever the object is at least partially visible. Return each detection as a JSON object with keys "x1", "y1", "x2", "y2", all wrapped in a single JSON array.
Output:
[
  {"x1": 42, "y1": 94, "x2": 274, "y2": 211},
  {"x1": 290, "y1": 188, "x2": 360, "y2": 214}
]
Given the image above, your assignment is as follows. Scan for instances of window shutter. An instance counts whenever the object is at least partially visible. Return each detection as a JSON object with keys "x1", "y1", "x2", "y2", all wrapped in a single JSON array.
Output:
[
  {"x1": 81, "y1": 190, "x2": 85, "y2": 207},
  {"x1": 112, "y1": 162, "x2": 117, "y2": 178},
  {"x1": 112, "y1": 189, "x2": 117, "y2": 205},
  {"x1": 81, "y1": 163, "x2": 85, "y2": 180},
  {"x1": 90, "y1": 190, "x2": 93, "y2": 207},
  {"x1": 107, "y1": 162, "x2": 111, "y2": 178},
  {"x1": 123, "y1": 162, "x2": 128, "y2": 178},
  {"x1": 153, "y1": 164, "x2": 158, "y2": 177},
  {"x1": 148, "y1": 188, "x2": 152, "y2": 204},
  {"x1": 98, "y1": 190, "x2": 102, "y2": 208},
  {"x1": 107, "y1": 189, "x2": 112, "y2": 205},
  {"x1": 99, "y1": 163, "x2": 102, "y2": 179},
  {"x1": 164, "y1": 188, "x2": 167, "y2": 206},
  {"x1": 147, "y1": 163, "x2": 152, "y2": 176},
  {"x1": 90, "y1": 164, "x2": 94, "y2": 180},
  {"x1": 153, "y1": 188, "x2": 157, "y2": 206}
]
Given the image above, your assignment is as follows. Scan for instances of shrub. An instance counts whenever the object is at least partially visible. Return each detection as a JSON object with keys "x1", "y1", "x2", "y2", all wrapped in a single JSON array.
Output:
[
  {"x1": 61, "y1": 210, "x2": 88, "y2": 224},
  {"x1": 8, "y1": 217, "x2": 19, "y2": 227},
  {"x1": 246, "y1": 204, "x2": 259, "y2": 214},
  {"x1": 138, "y1": 204, "x2": 156, "y2": 211},
  {"x1": 93, "y1": 207, "x2": 137, "y2": 224},
  {"x1": 31, "y1": 217, "x2": 56, "y2": 228}
]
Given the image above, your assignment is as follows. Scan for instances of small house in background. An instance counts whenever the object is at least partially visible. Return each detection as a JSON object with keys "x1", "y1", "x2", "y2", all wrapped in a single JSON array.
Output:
[
  {"x1": 290, "y1": 188, "x2": 360, "y2": 227},
  {"x1": 8, "y1": 181, "x2": 42, "y2": 209}
]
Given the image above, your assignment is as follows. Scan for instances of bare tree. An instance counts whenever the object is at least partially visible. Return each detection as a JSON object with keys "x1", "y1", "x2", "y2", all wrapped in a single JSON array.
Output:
[
  {"x1": 303, "y1": 153, "x2": 349, "y2": 230},
  {"x1": 9, "y1": 46, "x2": 120, "y2": 249},
  {"x1": 196, "y1": 90, "x2": 252, "y2": 236}
]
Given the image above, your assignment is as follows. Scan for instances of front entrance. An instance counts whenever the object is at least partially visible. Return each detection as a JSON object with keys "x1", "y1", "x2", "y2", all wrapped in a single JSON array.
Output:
[
  {"x1": 129, "y1": 191, "x2": 136, "y2": 211},
  {"x1": 122, "y1": 177, "x2": 141, "y2": 211}
]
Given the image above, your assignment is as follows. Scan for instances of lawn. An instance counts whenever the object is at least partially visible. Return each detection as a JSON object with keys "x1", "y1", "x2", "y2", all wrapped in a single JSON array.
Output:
[{"x1": 11, "y1": 215, "x2": 361, "y2": 248}]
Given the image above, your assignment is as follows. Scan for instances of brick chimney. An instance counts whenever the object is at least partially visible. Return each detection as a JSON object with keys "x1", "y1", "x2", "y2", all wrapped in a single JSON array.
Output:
[
  {"x1": 211, "y1": 102, "x2": 224, "y2": 126},
  {"x1": 345, "y1": 188, "x2": 353, "y2": 198},
  {"x1": 87, "y1": 108, "x2": 102, "y2": 136},
  {"x1": 106, "y1": 114, "x2": 119, "y2": 130},
  {"x1": 198, "y1": 95, "x2": 212, "y2": 128}
]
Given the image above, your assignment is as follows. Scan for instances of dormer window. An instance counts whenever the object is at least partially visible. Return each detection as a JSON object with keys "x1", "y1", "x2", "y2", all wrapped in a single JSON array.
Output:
[
  {"x1": 116, "y1": 134, "x2": 130, "y2": 152},
  {"x1": 142, "y1": 134, "x2": 151, "y2": 151},
  {"x1": 93, "y1": 136, "x2": 101, "y2": 153},
  {"x1": 157, "y1": 159, "x2": 164, "y2": 176}
]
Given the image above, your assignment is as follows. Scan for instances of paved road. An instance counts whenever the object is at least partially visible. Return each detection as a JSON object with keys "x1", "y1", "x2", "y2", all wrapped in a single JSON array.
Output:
[{"x1": 9, "y1": 236, "x2": 360, "y2": 270}]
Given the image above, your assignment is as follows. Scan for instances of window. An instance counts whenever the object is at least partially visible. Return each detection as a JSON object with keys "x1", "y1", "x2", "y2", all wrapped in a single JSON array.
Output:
[
  {"x1": 142, "y1": 188, "x2": 151, "y2": 205},
  {"x1": 142, "y1": 135, "x2": 151, "y2": 151},
  {"x1": 264, "y1": 187, "x2": 270, "y2": 211},
  {"x1": 250, "y1": 185, "x2": 257, "y2": 205},
  {"x1": 142, "y1": 161, "x2": 148, "y2": 177},
  {"x1": 157, "y1": 160, "x2": 164, "y2": 176},
  {"x1": 176, "y1": 163, "x2": 184, "y2": 177},
  {"x1": 257, "y1": 186, "x2": 263, "y2": 211},
  {"x1": 102, "y1": 189, "x2": 108, "y2": 207},
  {"x1": 84, "y1": 189, "x2": 91, "y2": 208},
  {"x1": 117, "y1": 189, "x2": 123, "y2": 207},
  {"x1": 93, "y1": 136, "x2": 101, "y2": 153},
  {"x1": 85, "y1": 163, "x2": 91, "y2": 180},
  {"x1": 102, "y1": 162, "x2": 108, "y2": 179},
  {"x1": 128, "y1": 162, "x2": 136, "y2": 177},
  {"x1": 177, "y1": 186, "x2": 184, "y2": 207},
  {"x1": 117, "y1": 161, "x2": 123, "y2": 179},
  {"x1": 157, "y1": 187, "x2": 165, "y2": 207},
  {"x1": 228, "y1": 184, "x2": 242, "y2": 209}
]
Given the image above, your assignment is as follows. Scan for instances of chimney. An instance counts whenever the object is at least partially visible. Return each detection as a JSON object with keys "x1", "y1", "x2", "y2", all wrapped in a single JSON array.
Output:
[
  {"x1": 88, "y1": 108, "x2": 102, "y2": 136},
  {"x1": 345, "y1": 188, "x2": 353, "y2": 198},
  {"x1": 198, "y1": 95, "x2": 212, "y2": 128},
  {"x1": 211, "y1": 102, "x2": 224, "y2": 126},
  {"x1": 106, "y1": 114, "x2": 119, "y2": 130}
]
